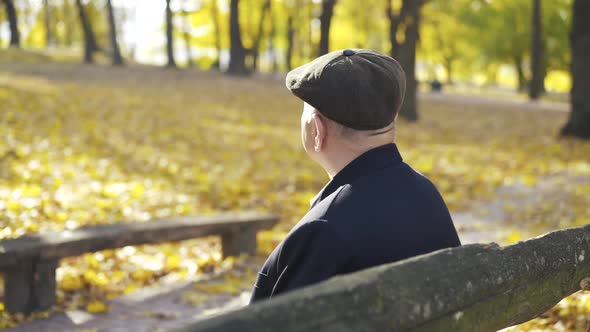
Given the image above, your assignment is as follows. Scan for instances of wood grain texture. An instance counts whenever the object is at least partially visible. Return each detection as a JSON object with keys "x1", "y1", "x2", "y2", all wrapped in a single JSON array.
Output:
[{"x1": 177, "y1": 224, "x2": 590, "y2": 332}]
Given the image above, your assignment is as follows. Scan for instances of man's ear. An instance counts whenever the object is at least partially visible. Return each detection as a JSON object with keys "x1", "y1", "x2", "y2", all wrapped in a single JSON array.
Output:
[{"x1": 311, "y1": 113, "x2": 326, "y2": 152}]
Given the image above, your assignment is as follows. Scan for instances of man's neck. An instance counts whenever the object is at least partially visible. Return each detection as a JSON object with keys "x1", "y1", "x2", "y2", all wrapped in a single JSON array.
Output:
[
  {"x1": 322, "y1": 143, "x2": 390, "y2": 179},
  {"x1": 324, "y1": 151, "x2": 362, "y2": 179}
]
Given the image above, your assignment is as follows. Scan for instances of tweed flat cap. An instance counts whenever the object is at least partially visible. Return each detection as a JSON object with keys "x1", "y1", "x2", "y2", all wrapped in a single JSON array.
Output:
[{"x1": 286, "y1": 49, "x2": 406, "y2": 130}]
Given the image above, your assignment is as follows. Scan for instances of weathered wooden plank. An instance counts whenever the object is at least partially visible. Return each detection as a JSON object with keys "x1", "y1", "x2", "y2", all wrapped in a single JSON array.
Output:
[
  {"x1": 4, "y1": 258, "x2": 60, "y2": 313},
  {"x1": 222, "y1": 227, "x2": 257, "y2": 257},
  {"x1": 0, "y1": 212, "x2": 278, "y2": 268},
  {"x1": 176, "y1": 224, "x2": 590, "y2": 332},
  {"x1": 33, "y1": 258, "x2": 59, "y2": 310},
  {"x1": 4, "y1": 261, "x2": 34, "y2": 313}
]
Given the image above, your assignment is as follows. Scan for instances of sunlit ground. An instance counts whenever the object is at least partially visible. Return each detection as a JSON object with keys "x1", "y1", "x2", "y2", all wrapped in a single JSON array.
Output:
[{"x1": 0, "y1": 50, "x2": 589, "y2": 330}]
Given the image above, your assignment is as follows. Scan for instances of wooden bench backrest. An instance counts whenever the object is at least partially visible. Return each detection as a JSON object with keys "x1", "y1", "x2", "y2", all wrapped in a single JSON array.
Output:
[{"x1": 176, "y1": 224, "x2": 590, "y2": 332}]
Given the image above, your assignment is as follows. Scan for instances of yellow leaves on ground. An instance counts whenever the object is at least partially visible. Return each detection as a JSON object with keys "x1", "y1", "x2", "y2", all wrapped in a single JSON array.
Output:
[
  {"x1": 50, "y1": 239, "x2": 227, "y2": 314},
  {"x1": 1, "y1": 63, "x2": 590, "y2": 330},
  {"x1": 506, "y1": 230, "x2": 523, "y2": 244},
  {"x1": 181, "y1": 265, "x2": 258, "y2": 306},
  {"x1": 194, "y1": 281, "x2": 242, "y2": 296},
  {"x1": 507, "y1": 292, "x2": 590, "y2": 331},
  {"x1": 61, "y1": 273, "x2": 84, "y2": 291},
  {"x1": 165, "y1": 255, "x2": 182, "y2": 270},
  {"x1": 85, "y1": 300, "x2": 108, "y2": 314},
  {"x1": 257, "y1": 229, "x2": 287, "y2": 255}
]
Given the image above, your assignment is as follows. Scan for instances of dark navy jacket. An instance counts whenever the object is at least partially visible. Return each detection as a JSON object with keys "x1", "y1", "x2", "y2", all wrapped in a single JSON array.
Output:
[{"x1": 250, "y1": 144, "x2": 461, "y2": 302}]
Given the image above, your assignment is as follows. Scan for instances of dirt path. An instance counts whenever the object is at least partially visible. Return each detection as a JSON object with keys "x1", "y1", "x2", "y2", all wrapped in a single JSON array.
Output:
[
  {"x1": 7, "y1": 258, "x2": 263, "y2": 332},
  {"x1": 421, "y1": 91, "x2": 568, "y2": 113}
]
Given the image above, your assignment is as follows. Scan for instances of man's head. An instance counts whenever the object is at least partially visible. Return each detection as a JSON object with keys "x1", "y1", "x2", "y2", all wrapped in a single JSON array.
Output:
[{"x1": 287, "y1": 49, "x2": 406, "y2": 176}]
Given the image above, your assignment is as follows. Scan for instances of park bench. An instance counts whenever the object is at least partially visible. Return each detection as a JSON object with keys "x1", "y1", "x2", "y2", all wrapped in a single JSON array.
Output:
[
  {"x1": 177, "y1": 223, "x2": 590, "y2": 332},
  {"x1": 0, "y1": 211, "x2": 278, "y2": 314}
]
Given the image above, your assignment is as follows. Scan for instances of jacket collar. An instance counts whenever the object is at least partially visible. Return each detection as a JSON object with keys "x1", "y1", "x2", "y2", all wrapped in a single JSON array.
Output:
[{"x1": 309, "y1": 143, "x2": 403, "y2": 209}]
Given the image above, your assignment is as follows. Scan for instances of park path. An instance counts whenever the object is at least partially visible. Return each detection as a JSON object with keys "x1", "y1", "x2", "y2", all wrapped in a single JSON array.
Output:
[
  {"x1": 421, "y1": 91, "x2": 568, "y2": 113},
  {"x1": 6, "y1": 260, "x2": 261, "y2": 332}
]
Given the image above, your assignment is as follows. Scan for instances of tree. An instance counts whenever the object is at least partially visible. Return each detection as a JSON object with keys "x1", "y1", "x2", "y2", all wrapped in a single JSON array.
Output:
[
  {"x1": 210, "y1": 0, "x2": 222, "y2": 69},
  {"x1": 460, "y1": 0, "x2": 531, "y2": 91},
  {"x1": 251, "y1": 0, "x2": 272, "y2": 71},
  {"x1": 181, "y1": 6, "x2": 193, "y2": 67},
  {"x1": 334, "y1": 0, "x2": 387, "y2": 51},
  {"x1": 420, "y1": 0, "x2": 477, "y2": 85},
  {"x1": 284, "y1": 0, "x2": 312, "y2": 70},
  {"x1": 43, "y1": 0, "x2": 53, "y2": 46},
  {"x1": 75, "y1": 0, "x2": 99, "y2": 63},
  {"x1": 529, "y1": 0, "x2": 544, "y2": 100},
  {"x1": 106, "y1": 0, "x2": 123, "y2": 65},
  {"x1": 560, "y1": 0, "x2": 590, "y2": 139},
  {"x1": 285, "y1": 14, "x2": 295, "y2": 70},
  {"x1": 62, "y1": 0, "x2": 74, "y2": 46},
  {"x1": 386, "y1": 0, "x2": 427, "y2": 121},
  {"x1": 318, "y1": 0, "x2": 337, "y2": 56},
  {"x1": 267, "y1": 4, "x2": 278, "y2": 72},
  {"x1": 3, "y1": 0, "x2": 20, "y2": 47},
  {"x1": 228, "y1": 0, "x2": 247, "y2": 74},
  {"x1": 543, "y1": 0, "x2": 572, "y2": 74},
  {"x1": 165, "y1": 0, "x2": 176, "y2": 68}
]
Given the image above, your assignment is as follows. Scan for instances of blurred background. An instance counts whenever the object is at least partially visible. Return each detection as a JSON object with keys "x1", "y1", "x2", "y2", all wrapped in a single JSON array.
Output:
[
  {"x1": 1, "y1": 0, "x2": 590, "y2": 331},
  {"x1": 0, "y1": 0, "x2": 575, "y2": 93}
]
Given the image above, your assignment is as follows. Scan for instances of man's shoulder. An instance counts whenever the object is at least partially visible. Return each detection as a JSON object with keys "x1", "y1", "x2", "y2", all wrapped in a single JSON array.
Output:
[
  {"x1": 305, "y1": 163, "x2": 449, "y2": 224},
  {"x1": 340, "y1": 161, "x2": 444, "y2": 202},
  {"x1": 299, "y1": 185, "x2": 346, "y2": 223},
  {"x1": 298, "y1": 161, "x2": 450, "y2": 226}
]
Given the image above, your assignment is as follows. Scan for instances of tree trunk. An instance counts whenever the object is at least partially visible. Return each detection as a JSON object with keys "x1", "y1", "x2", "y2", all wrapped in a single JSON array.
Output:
[
  {"x1": 444, "y1": 57, "x2": 453, "y2": 85},
  {"x1": 515, "y1": 55, "x2": 527, "y2": 92},
  {"x1": 540, "y1": 57, "x2": 547, "y2": 93},
  {"x1": 393, "y1": 0, "x2": 423, "y2": 122},
  {"x1": 165, "y1": 0, "x2": 176, "y2": 68},
  {"x1": 63, "y1": 0, "x2": 73, "y2": 46},
  {"x1": 182, "y1": 15, "x2": 193, "y2": 67},
  {"x1": 251, "y1": 0, "x2": 271, "y2": 71},
  {"x1": 386, "y1": 0, "x2": 404, "y2": 58},
  {"x1": 43, "y1": 0, "x2": 53, "y2": 47},
  {"x1": 182, "y1": 31, "x2": 193, "y2": 67},
  {"x1": 3, "y1": 0, "x2": 20, "y2": 47},
  {"x1": 75, "y1": 0, "x2": 99, "y2": 63},
  {"x1": 210, "y1": 0, "x2": 221, "y2": 70},
  {"x1": 306, "y1": 1, "x2": 313, "y2": 60},
  {"x1": 317, "y1": 0, "x2": 337, "y2": 56},
  {"x1": 180, "y1": 0, "x2": 193, "y2": 67},
  {"x1": 286, "y1": 15, "x2": 295, "y2": 71},
  {"x1": 228, "y1": 0, "x2": 248, "y2": 75},
  {"x1": 106, "y1": 0, "x2": 124, "y2": 66},
  {"x1": 268, "y1": 6, "x2": 277, "y2": 72},
  {"x1": 560, "y1": 0, "x2": 590, "y2": 139},
  {"x1": 529, "y1": 0, "x2": 544, "y2": 100}
]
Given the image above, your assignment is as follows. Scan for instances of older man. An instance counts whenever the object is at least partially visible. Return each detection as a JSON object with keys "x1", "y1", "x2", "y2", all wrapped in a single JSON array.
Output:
[{"x1": 250, "y1": 49, "x2": 461, "y2": 303}]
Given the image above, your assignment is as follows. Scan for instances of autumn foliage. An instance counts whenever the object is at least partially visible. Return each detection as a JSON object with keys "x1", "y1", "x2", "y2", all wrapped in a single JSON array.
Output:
[{"x1": 0, "y1": 55, "x2": 590, "y2": 329}]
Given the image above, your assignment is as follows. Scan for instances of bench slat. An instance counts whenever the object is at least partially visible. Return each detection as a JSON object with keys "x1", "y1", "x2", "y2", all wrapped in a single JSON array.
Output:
[{"x1": 0, "y1": 212, "x2": 277, "y2": 268}]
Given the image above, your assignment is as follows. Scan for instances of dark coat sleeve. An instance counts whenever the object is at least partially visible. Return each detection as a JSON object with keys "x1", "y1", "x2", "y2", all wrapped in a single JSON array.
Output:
[{"x1": 263, "y1": 219, "x2": 350, "y2": 300}]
